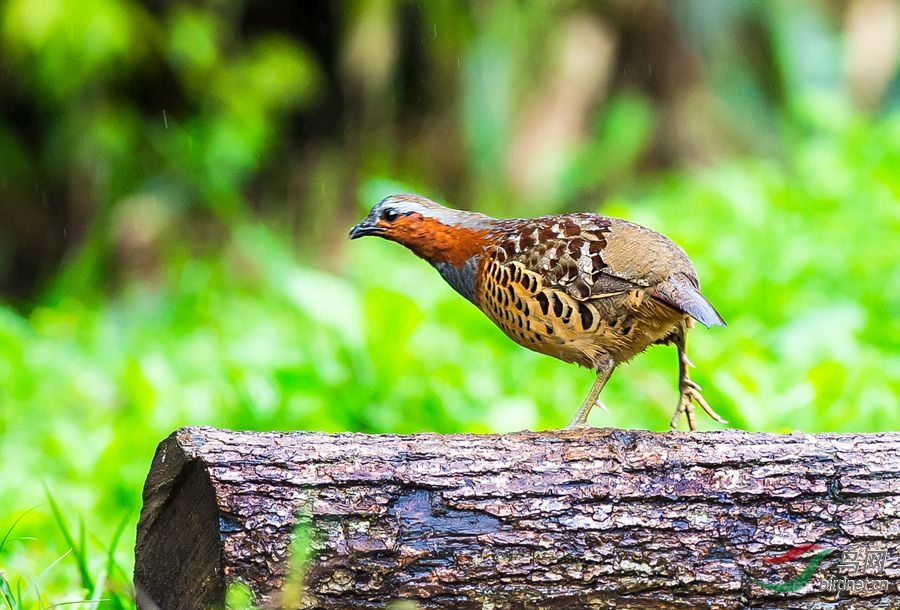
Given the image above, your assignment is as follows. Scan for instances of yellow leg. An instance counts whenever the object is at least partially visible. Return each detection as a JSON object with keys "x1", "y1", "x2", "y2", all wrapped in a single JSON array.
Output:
[
  {"x1": 566, "y1": 358, "x2": 614, "y2": 429},
  {"x1": 669, "y1": 321, "x2": 727, "y2": 431}
]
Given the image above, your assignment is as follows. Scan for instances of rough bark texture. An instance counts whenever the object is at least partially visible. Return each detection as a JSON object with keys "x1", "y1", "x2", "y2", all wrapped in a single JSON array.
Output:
[{"x1": 134, "y1": 427, "x2": 900, "y2": 609}]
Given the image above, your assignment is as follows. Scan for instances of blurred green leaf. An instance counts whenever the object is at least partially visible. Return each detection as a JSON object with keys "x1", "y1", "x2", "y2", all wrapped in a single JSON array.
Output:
[
  {"x1": 1, "y1": 0, "x2": 149, "y2": 99},
  {"x1": 166, "y1": 6, "x2": 224, "y2": 88}
]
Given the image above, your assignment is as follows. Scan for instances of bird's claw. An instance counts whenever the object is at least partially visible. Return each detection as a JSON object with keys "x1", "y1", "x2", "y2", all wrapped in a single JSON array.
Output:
[
  {"x1": 669, "y1": 380, "x2": 727, "y2": 432},
  {"x1": 566, "y1": 419, "x2": 591, "y2": 430},
  {"x1": 565, "y1": 399, "x2": 609, "y2": 429},
  {"x1": 683, "y1": 378, "x2": 703, "y2": 392}
]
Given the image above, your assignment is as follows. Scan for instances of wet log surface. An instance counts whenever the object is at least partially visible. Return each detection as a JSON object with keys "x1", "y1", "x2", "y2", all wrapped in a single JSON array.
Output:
[{"x1": 134, "y1": 427, "x2": 900, "y2": 609}]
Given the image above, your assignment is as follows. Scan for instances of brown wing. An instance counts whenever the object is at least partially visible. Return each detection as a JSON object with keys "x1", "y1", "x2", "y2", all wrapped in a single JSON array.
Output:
[
  {"x1": 476, "y1": 214, "x2": 721, "y2": 368},
  {"x1": 495, "y1": 214, "x2": 724, "y2": 326},
  {"x1": 490, "y1": 214, "x2": 644, "y2": 301},
  {"x1": 475, "y1": 215, "x2": 648, "y2": 368}
]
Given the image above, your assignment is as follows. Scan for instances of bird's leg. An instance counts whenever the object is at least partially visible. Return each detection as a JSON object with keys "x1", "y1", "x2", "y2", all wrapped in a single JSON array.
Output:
[
  {"x1": 669, "y1": 321, "x2": 727, "y2": 431},
  {"x1": 566, "y1": 358, "x2": 614, "y2": 429}
]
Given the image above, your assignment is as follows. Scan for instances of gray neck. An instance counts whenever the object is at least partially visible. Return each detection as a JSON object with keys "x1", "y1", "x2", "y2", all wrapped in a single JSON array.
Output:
[{"x1": 434, "y1": 255, "x2": 480, "y2": 305}]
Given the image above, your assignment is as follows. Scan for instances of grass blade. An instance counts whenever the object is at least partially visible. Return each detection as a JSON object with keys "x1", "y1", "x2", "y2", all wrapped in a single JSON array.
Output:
[
  {"x1": 0, "y1": 571, "x2": 16, "y2": 610},
  {"x1": 78, "y1": 518, "x2": 94, "y2": 597},
  {"x1": 0, "y1": 506, "x2": 41, "y2": 554},
  {"x1": 44, "y1": 489, "x2": 94, "y2": 594},
  {"x1": 22, "y1": 550, "x2": 71, "y2": 598},
  {"x1": 104, "y1": 512, "x2": 130, "y2": 583},
  {"x1": 46, "y1": 601, "x2": 110, "y2": 609},
  {"x1": 100, "y1": 512, "x2": 133, "y2": 610}
]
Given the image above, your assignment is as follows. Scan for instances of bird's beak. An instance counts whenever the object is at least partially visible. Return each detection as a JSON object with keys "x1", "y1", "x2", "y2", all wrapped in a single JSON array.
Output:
[{"x1": 348, "y1": 220, "x2": 378, "y2": 239}]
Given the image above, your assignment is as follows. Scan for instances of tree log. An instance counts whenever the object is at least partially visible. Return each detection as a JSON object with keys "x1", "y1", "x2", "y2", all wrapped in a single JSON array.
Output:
[{"x1": 134, "y1": 427, "x2": 900, "y2": 609}]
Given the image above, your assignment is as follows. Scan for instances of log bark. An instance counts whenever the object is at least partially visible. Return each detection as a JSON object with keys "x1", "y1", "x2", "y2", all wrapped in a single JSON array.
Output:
[{"x1": 134, "y1": 427, "x2": 900, "y2": 609}]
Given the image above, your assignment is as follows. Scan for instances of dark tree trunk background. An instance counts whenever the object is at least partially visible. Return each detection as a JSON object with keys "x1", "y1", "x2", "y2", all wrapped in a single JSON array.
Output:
[{"x1": 134, "y1": 427, "x2": 900, "y2": 609}]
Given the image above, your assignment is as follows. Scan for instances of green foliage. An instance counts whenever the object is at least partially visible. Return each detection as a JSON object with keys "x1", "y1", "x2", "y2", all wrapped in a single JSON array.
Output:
[
  {"x1": 0, "y1": 0, "x2": 322, "y2": 303},
  {"x1": 0, "y1": 503, "x2": 132, "y2": 610}
]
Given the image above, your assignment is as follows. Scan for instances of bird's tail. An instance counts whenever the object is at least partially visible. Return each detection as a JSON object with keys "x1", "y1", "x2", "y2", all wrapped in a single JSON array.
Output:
[{"x1": 651, "y1": 274, "x2": 726, "y2": 328}]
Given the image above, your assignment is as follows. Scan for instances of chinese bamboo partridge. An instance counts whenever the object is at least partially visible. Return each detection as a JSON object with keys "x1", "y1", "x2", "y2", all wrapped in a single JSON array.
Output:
[{"x1": 349, "y1": 193, "x2": 726, "y2": 430}]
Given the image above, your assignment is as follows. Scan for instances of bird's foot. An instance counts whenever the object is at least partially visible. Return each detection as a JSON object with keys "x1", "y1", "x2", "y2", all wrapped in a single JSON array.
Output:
[
  {"x1": 566, "y1": 362, "x2": 614, "y2": 430},
  {"x1": 566, "y1": 400, "x2": 608, "y2": 430},
  {"x1": 669, "y1": 378, "x2": 727, "y2": 432}
]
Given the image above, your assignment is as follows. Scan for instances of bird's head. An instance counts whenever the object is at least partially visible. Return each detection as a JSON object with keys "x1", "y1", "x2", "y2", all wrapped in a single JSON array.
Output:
[{"x1": 349, "y1": 193, "x2": 493, "y2": 266}]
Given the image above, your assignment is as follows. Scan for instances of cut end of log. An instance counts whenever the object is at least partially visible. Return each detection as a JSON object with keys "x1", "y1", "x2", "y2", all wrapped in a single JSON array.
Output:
[{"x1": 134, "y1": 431, "x2": 224, "y2": 609}]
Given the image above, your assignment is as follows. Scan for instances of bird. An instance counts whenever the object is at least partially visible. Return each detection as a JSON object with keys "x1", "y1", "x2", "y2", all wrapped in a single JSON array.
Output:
[{"x1": 349, "y1": 193, "x2": 726, "y2": 431}]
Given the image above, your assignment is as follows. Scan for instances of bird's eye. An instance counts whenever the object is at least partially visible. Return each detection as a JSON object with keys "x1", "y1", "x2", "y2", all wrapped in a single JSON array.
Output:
[{"x1": 382, "y1": 207, "x2": 400, "y2": 222}]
